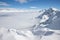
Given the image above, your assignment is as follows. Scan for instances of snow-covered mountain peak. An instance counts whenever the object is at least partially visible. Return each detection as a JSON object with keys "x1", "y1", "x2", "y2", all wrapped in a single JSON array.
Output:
[
  {"x1": 49, "y1": 7, "x2": 57, "y2": 10},
  {"x1": 33, "y1": 8, "x2": 60, "y2": 31},
  {"x1": 47, "y1": 7, "x2": 58, "y2": 12}
]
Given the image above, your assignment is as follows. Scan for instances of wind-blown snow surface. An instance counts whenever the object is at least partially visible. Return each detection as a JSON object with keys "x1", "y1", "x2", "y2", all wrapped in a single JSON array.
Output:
[{"x1": 0, "y1": 8, "x2": 60, "y2": 40}]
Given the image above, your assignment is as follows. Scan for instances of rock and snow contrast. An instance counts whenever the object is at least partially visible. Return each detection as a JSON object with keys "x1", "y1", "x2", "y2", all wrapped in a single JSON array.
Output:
[{"x1": 0, "y1": 8, "x2": 60, "y2": 40}]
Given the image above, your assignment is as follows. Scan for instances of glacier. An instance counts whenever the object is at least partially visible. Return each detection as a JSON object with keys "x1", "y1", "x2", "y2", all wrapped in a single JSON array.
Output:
[{"x1": 0, "y1": 8, "x2": 60, "y2": 40}]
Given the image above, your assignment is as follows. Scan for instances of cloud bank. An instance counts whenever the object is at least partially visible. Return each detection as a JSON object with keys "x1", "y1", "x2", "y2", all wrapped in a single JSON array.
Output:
[
  {"x1": 0, "y1": 8, "x2": 40, "y2": 12},
  {"x1": 0, "y1": 2, "x2": 10, "y2": 6},
  {"x1": 15, "y1": 0, "x2": 32, "y2": 4}
]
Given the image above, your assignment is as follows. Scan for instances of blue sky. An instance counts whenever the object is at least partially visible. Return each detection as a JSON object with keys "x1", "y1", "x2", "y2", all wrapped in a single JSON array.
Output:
[{"x1": 0, "y1": 0, "x2": 60, "y2": 9}]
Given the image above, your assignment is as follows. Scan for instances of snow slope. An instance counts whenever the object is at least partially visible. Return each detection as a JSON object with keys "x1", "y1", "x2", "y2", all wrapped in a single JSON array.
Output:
[{"x1": 0, "y1": 8, "x2": 60, "y2": 40}]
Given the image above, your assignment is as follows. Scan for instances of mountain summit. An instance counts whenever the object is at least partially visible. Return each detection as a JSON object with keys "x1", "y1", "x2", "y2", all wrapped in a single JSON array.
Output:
[
  {"x1": 34, "y1": 7, "x2": 60, "y2": 30},
  {"x1": 48, "y1": 8, "x2": 58, "y2": 11}
]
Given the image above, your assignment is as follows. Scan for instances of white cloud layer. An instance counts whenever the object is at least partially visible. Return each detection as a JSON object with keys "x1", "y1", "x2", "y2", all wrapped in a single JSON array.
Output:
[
  {"x1": 0, "y1": 8, "x2": 40, "y2": 12},
  {"x1": 15, "y1": 0, "x2": 28, "y2": 4},
  {"x1": 0, "y1": 2, "x2": 10, "y2": 6},
  {"x1": 30, "y1": 6, "x2": 37, "y2": 9}
]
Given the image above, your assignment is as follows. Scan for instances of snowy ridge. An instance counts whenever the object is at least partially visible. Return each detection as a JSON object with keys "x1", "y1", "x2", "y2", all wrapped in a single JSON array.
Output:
[
  {"x1": 33, "y1": 8, "x2": 58, "y2": 30},
  {"x1": 0, "y1": 8, "x2": 60, "y2": 40}
]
